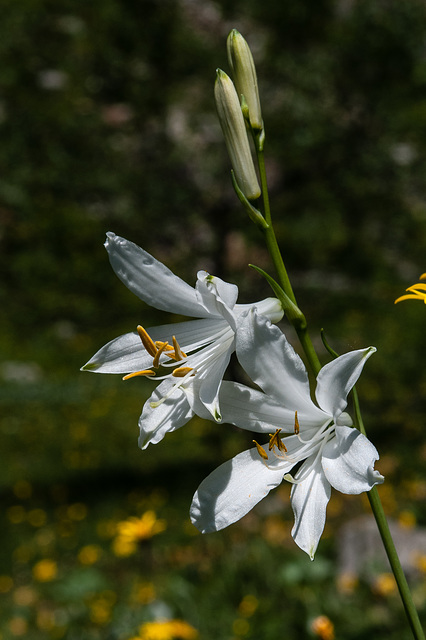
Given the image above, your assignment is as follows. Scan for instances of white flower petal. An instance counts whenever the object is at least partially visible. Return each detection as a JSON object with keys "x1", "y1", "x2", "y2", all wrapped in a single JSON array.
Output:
[
  {"x1": 198, "y1": 345, "x2": 233, "y2": 421},
  {"x1": 81, "y1": 319, "x2": 227, "y2": 374},
  {"x1": 237, "y1": 311, "x2": 326, "y2": 420},
  {"x1": 190, "y1": 447, "x2": 290, "y2": 533},
  {"x1": 321, "y1": 425, "x2": 384, "y2": 494},
  {"x1": 290, "y1": 456, "x2": 331, "y2": 560},
  {"x1": 138, "y1": 380, "x2": 194, "y2": 449},
  {"x1": 195, "y1": 272, "x2": 238, "y2": 330},
  {"x1": 81, "y1": 331, "x2": 151, "y2": 373},
  {"x1": 315, "y1": 347, "x2": 376, "y2": 422},
  {"x1": 105, "y1": 232, "x2": 209, "y2": 318},
  {"x1": 187, "y1": 380, "x2": 328, "y2": 434}
]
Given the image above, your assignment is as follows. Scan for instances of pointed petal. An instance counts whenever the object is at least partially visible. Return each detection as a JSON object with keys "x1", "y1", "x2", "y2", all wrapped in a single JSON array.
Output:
[
  {"x1": 236, "y1": 311, "x2": 326, "y2": 420},
  {"x1": 190, "y1": 447, "x2": 290, "y2": 533},
  {"x1": 290, "y1": 456, "x2": 331, "y2": 559},
  {"x1": 195, "y1": 272, "x2": 238, "y2": 329},
  {"x1": 81, "y1": 331, "x2": 151, "y2": 373},
  {"x1": 81, "y1": 319, "x2": 226, "y2": 374},
  {"x1": 315, "y1": 347, "x2": 376, "y2": 422},
  {"x1": 187, "y1": 381, "x2": 328, "y2": 434},
  {"x1": 105, "y1": 233, "x2": 209, "y2": 317},
  {"x1": 321, "y1": 425, "x2": 384, "y2": 494},
  {"x1": 138, "y1": 380, "x2": 194, "y2": 449},
  {"x1": 198, "y1": 344, "x2": 233, "y2": 421}
]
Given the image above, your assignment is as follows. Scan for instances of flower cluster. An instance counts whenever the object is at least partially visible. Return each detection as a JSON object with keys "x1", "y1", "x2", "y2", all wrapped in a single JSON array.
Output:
[
  {"x1": 82, "y1": 234, "x2": 383, "y2": 558},
  {"x1": 82, "y1": 30, "x2": 384, "y2": 559}
]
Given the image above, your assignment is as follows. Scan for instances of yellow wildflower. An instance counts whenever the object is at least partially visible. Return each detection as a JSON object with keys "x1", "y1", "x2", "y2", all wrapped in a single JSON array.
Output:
[
  {"x1": 311, "y1": 615, "x2": 335, "y2": 640},
  {"x1": 32, "y1": 559, "x2": 57, "y2": 582},
  {"x1": 112, "y1": 511, "x2": 166, "y2": 557},
  {"x1": 137, "y1": 619, "x2": 199, "y2": 640},
  {"x1": 395, "y1": 274, "x2": 426, "y2": 304}
]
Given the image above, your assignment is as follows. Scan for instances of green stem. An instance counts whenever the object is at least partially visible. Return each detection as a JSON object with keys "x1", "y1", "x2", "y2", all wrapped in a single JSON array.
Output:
[
  {"x1": 353, "y1": 389, "x2": 425, "y2": 640},
  {"x1": 256, "y1": 137, "x2": 424, "y2": 639},
  {"x1": 257, "y1": 148, "x2": 321, "y2": 376}
]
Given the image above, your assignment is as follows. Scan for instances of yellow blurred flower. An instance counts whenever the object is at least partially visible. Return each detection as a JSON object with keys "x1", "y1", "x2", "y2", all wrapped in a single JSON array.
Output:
[
  {"x1": 32, "y1": 559, "x2": 57, "y2": 582},
  {"x1": 398, "y1": 510, "x2": 416, "y2": 529},
  {"x1": 137, "y1": 619, "x2": 199, "y2": 640},
  {"x1": 238, "y1": 595, "x2": 258, "y2": 617},
  {"x1": 395, "y1": 274, "x2": 426, "y2": 304},
  {"x1": 78, "y1": 544, "x2": 102, "y2": 565},
  {"x1": 0, "y1": 575, "x2": 14, "y2": 593},
  {"x1": 112, "y1": 511, "x2": 166, "y2": 557},
  {"x1": 131, "y1": 581, "x2": 156, "y2": 605},
  {"x1": 373, "y1": 572, "x2": 397, "y2": 596},
  {"x1": 311, "y1": 615, "x2": 335, "y2": 640}
]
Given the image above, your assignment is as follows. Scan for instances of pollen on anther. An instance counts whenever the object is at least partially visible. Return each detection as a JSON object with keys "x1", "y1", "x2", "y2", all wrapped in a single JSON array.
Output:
[
  {"x1": 137, "y1": 325, "x2": 157, "y2": 358},
  {"x1": 122, "y1": 369, "x2": 156, "y2": 380},
  {"x1": 294, "y1": 411, "x2": 300, "y2": 435},
  {"x1": 172, "y1": 366, "x2": 193, "y2": 378},
  {"x1": 253, "y1": 440, "x2": 268, "y2": 460}
]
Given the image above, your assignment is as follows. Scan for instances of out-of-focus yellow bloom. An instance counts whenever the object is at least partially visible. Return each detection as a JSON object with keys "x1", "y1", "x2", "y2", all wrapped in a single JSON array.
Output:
[
  {"x1": 137, "y1": 619, "x2": 199, "y2": 640},
  {"x1": 336, "y1": 571, "x2": 358, "y2": 595},
  {"x1": 131, "y1": 581, "x2": 156, "y2": 605},
  {"x1": 395, "y1": 274, "x2": 426, "y2": 304},
  {"x1": 78, "y1": 544, "x2": 102, "y2": 565},
  {"x1": 398, "y1": 510, "x2": 416, "y2": 529},
  {"x1": 112, "y1": 511, "x2": 166, "y2": 557},
  {"x1": 32, "y1": 559, "x2": 57, "y2": 582},
  {"x1": 373, "y1": 572, "x2": 397, "y2": 596},
  {"x1": 0, "y1": 575, "x2": 14, "y2": 593},
  {"x1": 232, "y1": 618, "x2": 250, "y2": 636},
  {"x1": 238, "y1": 594, "x2": 258, "y2": 617},
  {"x1": 311, "y1": 615, "x2": 335, "y2": 640}
]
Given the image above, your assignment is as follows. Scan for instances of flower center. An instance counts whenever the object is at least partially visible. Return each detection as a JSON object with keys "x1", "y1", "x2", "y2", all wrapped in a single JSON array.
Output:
[{"x1": 122, "y1": 326, "x2": 193, "y2": 381}]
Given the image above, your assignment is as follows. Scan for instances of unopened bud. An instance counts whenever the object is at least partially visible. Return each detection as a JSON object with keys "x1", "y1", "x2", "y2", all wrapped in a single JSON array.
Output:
[
  {"x1": 214, "y1": 69, "x2": 261, "y2": 201},
  {"x1": 227, "y1": 29, "x2": 263, "y2": 132}
]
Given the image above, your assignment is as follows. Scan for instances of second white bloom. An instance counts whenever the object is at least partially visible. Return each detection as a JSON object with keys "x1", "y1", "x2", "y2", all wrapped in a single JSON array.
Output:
[{"x1": 190, "y1": 311, "x2": 384, "y2": 559}]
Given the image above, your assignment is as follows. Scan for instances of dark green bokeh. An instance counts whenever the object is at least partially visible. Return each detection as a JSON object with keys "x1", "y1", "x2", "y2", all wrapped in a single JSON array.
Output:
[{"x1": 1, "y1": 1, "x2": 426, "y2": 638}]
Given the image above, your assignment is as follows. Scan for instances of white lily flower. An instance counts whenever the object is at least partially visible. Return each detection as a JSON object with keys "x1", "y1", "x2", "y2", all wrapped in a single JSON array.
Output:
[
  {"x1": 190, "y1": 310, "x2": 384, "y2": 559},
  {"x1": 82, "y1": 233, "x2": 283, "y2": 445}
]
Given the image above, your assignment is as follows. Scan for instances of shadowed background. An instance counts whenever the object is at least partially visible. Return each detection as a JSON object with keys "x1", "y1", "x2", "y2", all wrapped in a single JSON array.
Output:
[{"x1": 1, "y1": 0, "x2": 426, "y2": 638}]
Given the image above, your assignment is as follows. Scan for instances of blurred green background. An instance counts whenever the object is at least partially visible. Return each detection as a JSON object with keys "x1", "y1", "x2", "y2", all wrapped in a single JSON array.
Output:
[{"x1": 2, "y1": 0, "x2": 426, "y2": 638}]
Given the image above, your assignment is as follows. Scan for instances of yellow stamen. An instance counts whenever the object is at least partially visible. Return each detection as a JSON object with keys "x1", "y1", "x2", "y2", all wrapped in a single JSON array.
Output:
[
  {"x1": 123, "y1": 369, "x2": 156, "y2": 380},
  {"x1": 420, "y1": 273, "x2": 426, "y2": 280},
  {"x1": 268, "y1": 428, "x2": 287, "y2": 453},
  {"x1": 172, "y1": 367, "x2": 194, "y2": 378},
  {"x1": 155, "y1": 341, "x2": 175, "y2": 352},
  {"x1": 152, "y1": 341, "x2": 172, "y2": 369},
  {"x1": 171, "y1": 335, "x2": 187, "y2": 361},
  {"x1": 294, "y1": 411, "x2": 300, "y2": 435},
  {"x1": 137, "y1": 326, "x2": 157, "y2": 357},
  {"x1": 253, "y1": 440, "x2": 268, "y2": 460}
]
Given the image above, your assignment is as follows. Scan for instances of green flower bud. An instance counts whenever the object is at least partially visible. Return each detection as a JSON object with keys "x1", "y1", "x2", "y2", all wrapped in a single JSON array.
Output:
[
  {"x1": 214, "y1": 69, "x2": 261, "y2": 201},
  {"x1": 227, "y1": 29, "x2": 263, "y2": 132}
]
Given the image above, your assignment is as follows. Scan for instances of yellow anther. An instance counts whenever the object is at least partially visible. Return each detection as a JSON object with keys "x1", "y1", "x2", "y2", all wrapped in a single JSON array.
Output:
[
  {"x1": 172, "y1": 366, "x2": 194, "y2": 378},
  {"x1": 122, "y1": 369, "x2": 156, "y2": 381},
  {"x1": 137, "y1": 326, "x2": 157, "y2": 358},
  {"x1": 268, "y1": 429, "x2": 287, "y2": 453},
  {"x1": 421, "y1": 273, "x2": 426, "y2": 280},
  {"x1": 294, "y1": 411, "x2": 300, "y2": 435},
  {"x1": 154, "y1": 341, "x2": 174, "y2": 352},
  {"x1": 171, "y1": 335, "x2": 187, "y2": 361},
  {"x1": 253, "y1": 440, "x2": 268, "y2": 460},
  {"x1": 152, "y1": 341, "x2": 172, "y2": 369}
]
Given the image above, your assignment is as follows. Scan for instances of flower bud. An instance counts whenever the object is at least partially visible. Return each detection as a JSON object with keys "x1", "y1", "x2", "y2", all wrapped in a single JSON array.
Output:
[
  {"x1": 227, "y1": 29, "x2": 263, "y2": 132},
  {"x1": 214, "y1": 69, "x2": 261, "y2": 201}
]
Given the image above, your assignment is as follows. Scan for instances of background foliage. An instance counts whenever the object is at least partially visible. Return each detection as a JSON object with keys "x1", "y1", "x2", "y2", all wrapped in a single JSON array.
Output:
[{"x1": 2, "y1": 0, "x2": 426, "y2": 638}]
